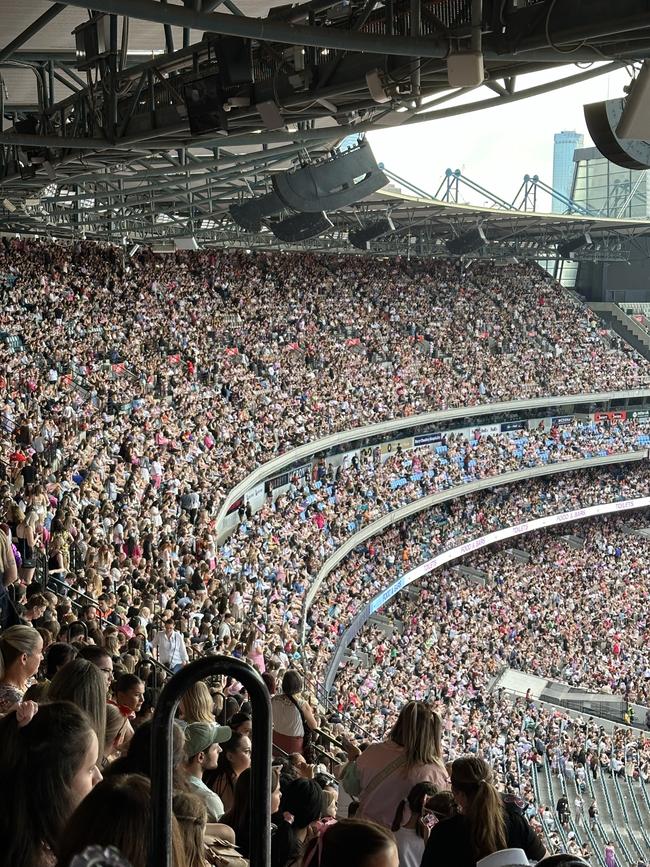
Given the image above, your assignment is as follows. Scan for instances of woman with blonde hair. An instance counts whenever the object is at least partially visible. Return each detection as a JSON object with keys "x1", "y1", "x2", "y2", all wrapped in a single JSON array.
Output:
[
  {"x1": 343, "y1": 701, "x2": 449, "y2": 828},
  {"x1": 103, "y1": 703, "x2": 133, "y2": 767},
  {"x1": 0, "y1": 625, "x2": 43, "y2": 712},
  {"x1": 179, "y1": 681, "x2": 216, "y2": 726},
  {"x1": 421, "y1": 756, "x2": 545, "y2": 867}
]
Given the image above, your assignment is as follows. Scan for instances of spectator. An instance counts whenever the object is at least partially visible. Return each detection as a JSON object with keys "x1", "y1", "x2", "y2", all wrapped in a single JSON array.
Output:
[
  {"x1": 222, "y1": 766, "x2": 282, "y2": 857},
  {"x1": 103, "y1": 703, "x2": 133, "y2": 768},
  {"x1": 184, "y1": 721, "x2": 233, "y2": 822},
  {"x1": 204, "y1": 731, "x2": 252, "y2": 814},
  {"x1": 345, "y1": 702, "x2": 449, "y2": 828},
  {"x1": 0, "y1": 624, "x2": 43, "y2": 712},
  {"x1": 152, "y1": 619, "x2": 189, "y2": 672},
  {"x1": 272, "y1": 778, "x2": 323, "y2": 867},
  {"x1": 78, "y1": 644, "x2": 115, "y2": 693},
  {"x1": 179, "y1": 681, "x2": 217, "y2": 726},
  {"x1": 172, "y1": 790, "x2": 210, "y2": 867},
  {"x1": 48, "y1": 658, "x2": 107, "y2": 752},
  {"x1": 302, "y1": 818, "x2": 399, "y2": 867},
  {"x1": 420, "y1": 757, "x2": 545, "y2": 867},
  {"x1": 44, "y1": 642, "x2": 78, "y2": 680},
  {"x1": 56, "y1": 773, "x2": 187, "y2": 867},
  {"x1": 0, "y1": 701, "x2": 102, "y2": 867},
  {"x1": 271, "y1": 670, "x2": 319, "y2": 758},
  {"x1": 110, "y1": 672, "x2": 145, "y2": 720},
  {"x1": 390, "y1": 782, "x2": 439, "y2": 867}
]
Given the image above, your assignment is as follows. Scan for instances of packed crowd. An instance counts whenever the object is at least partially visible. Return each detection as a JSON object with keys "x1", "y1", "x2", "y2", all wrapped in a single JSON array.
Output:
[
  {"x1": 328, "y1": 512, "x2": 650, "y2": 863},
  {"x1": 1, "y1": 239, "x2": 649, "y2": 867},
  {"x1": 303, "y1": 464, "x2": 650, "y2": 687}
]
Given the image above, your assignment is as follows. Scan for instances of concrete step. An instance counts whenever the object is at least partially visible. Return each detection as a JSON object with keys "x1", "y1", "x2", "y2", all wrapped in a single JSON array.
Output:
[{"x1": 506, "y1": 547, "x2": 531, "y2": 563}]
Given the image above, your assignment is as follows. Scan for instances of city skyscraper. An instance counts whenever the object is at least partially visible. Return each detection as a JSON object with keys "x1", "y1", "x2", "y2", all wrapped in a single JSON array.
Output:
[{"x1": 552, "y1": 130, "x2": 584, "y2": 212}]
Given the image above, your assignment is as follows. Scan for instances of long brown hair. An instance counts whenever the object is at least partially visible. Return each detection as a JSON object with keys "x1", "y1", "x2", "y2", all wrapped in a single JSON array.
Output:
[
  {"x1": 56, "y1": 773, "x2": 187, "y2": 867},
  {"x1": 390, "y1": 701, "x2": 444, "y2": 769},
  {"x1": 451, "y1": 756, "x2": 506, "y2": 861}
]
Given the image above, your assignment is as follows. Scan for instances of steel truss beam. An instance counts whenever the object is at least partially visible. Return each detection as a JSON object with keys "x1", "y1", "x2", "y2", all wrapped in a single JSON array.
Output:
[{"x1": 0, "y1": 5, "x2": 66, "y2": 65}]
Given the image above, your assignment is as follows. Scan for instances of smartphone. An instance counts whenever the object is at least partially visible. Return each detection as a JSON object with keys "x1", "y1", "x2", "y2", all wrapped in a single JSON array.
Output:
[{"x1": 422, "y1": 810, "x2": 439, "y2": 830}]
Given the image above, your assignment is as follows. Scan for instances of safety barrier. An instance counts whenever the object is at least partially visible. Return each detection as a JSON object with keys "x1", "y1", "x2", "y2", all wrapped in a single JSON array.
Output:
[{"x1": 149, "y1": 656, "x2": 272, "y2": 867}]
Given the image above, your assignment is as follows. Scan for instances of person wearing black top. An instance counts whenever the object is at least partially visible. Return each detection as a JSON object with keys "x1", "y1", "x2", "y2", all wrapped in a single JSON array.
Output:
[{"x1": 420, "y1": 756, "x2": 545, "y2": 867}]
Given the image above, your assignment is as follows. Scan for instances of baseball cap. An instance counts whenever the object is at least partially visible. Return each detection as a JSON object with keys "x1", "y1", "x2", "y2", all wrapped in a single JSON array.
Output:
[
  {"x1": 185, "y1": 722, "x2": 232, "y2": 757},
  {"x1": 477, "y1": 850, "x2": 531, "y2": 867}
]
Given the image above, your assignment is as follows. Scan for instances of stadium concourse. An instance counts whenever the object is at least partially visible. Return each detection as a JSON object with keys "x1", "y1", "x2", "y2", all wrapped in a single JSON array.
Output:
[{"x1": 0, "y1": 239, "x2": 650, "y2": 867}]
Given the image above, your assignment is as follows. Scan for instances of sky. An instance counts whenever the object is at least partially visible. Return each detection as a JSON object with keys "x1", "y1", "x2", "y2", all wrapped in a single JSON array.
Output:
[{"x1": 367, "y1": 64, "x2": 631, "y2": 212}]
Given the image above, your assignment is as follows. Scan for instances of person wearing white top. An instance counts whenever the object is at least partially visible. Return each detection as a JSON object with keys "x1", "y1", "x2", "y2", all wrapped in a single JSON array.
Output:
[{"x1": 152, "y1": 620, "x2": 189, "y2": 672}]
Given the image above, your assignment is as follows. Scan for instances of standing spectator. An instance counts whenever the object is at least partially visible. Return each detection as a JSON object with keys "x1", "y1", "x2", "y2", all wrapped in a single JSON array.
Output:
[
  {"x1": 0, "y1": 525, "x2": 18, "y2": 629},
  {"x1": 0, "y1": 625, "x2": 43, "y2": 712},
  {"x1": 110, "y1": 673, "x2": 145, "y2": 720},
  {"x1": 152, "y1": 619, "x2": 189, "y2": 673},
  {"x1": 56, "y1": 773, "x2": 187, "y2": 867},
  {"x1": 184, "y1": 721, "x2": 232, "y2": 822},
  {"x1": 345, "y1": 702, "x2": 448, "y2": 828},
  {"x1": 271, "y1": 670, "x2": 319, "y2": 758},
  {"x1": 390, "y1": 782, "x2": 439, "y2": 867},
  {"x1": 48, "y1": 658, "x2": 107, "y2": 754},
  {"x1": 0, "y1": 701, "x2": 102, "y2": 867},
  {"x1": 420, "y1": 757, "x2": 545, "y2": 867},
  {"x1": 302, "y1": 818, "x2": 399, "y2": 867}
]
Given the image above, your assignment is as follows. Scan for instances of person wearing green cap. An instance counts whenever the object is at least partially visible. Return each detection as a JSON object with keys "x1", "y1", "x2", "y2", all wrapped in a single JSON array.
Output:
[{"x1": 184, "y1": 721, "x2": 232, "y2": 822}]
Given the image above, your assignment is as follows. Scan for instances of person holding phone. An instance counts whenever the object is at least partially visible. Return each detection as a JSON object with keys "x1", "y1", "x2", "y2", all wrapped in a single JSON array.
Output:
[{"x1": 390, "y1": 782, "x2": 440, "y2": 867}]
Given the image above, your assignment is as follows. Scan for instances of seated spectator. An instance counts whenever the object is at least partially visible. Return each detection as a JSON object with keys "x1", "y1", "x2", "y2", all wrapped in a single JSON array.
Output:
[
  {"x1": 0, "y1": 624, "x2": 43, "y2": 712},
  {"x1": 229, "y1": 710, "x2": 252, "y2": 737},
  {"x1": 204, "y1": 731, "x2": 252, "y2": 814},
  {"x1": 0, "y1": 701, "x2": 102, "y2": 867},
  {"x1": 302, "y1": 818, "x2": 399, "y2": 867},
  {"x1": 420, "y1": 757, "x2": 545, "y2": 867},
  {"x1": 184, "y1": 721, "x2": 233, "y2": 822},
  {"x1": 344, "y1": 702, "x2": 449, "y2": 828},
  {"x1": 271, "y1": 670, "x2": 319, "y2": 758},
  {"x1": 272, "y1": 778, "x2": 323, "y2": 867},
  {"x1": 48, "y1": 658, "x2": 107, "y2": 752},
  {"x1": 56, "y1": 773, "x2": 187, "y2": 867}
]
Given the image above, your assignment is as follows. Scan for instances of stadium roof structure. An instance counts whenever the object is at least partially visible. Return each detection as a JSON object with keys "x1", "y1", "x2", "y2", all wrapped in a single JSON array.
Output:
[{"x1": 1, "y1": 0, "x2": 650, "y2": 251}]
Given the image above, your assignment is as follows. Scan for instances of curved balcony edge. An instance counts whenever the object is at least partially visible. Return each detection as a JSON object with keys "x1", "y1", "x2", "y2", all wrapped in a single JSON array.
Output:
[
  {"x1": 321, "y1": 482, "x2": 650, "y2": 694},
  {"x1": 216, "y1": 389, "x2": 650, "y2": 529}
]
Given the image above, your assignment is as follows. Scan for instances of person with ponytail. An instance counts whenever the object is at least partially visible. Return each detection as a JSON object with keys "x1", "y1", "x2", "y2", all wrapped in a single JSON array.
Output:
[
  {"x1": 344, "y1": 701, "x2": 449, "y2": 828},
  {"x1": 0, "y1": 700, "x2": 102, "y2": 867},
  {"x1": 421, "y1": 756, "x2": 545, "y2": 867},
  {"x1": 0, "y1": 624, "x2": 43, "y2": 712},
  {"x1": 271, "y1": 778, "x2": 323, "y2": 867},
  {"x1": 390, "y1": 782, "x2": 441, "y2": 867}
]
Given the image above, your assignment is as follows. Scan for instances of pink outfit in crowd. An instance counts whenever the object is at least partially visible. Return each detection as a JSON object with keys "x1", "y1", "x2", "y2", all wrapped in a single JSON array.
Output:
[{"x1": 355, "y1": 740, "x2": 450, "y2": 828}]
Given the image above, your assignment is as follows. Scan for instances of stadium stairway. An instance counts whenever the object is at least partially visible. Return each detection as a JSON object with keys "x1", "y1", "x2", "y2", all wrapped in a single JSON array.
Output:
[{"x1": 589, "y1": 303, "x2": 650, "y2": 363}]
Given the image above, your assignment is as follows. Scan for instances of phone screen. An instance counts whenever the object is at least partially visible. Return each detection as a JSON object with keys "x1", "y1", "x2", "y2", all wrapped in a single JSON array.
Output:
[{"x1": 422, "y1": 810, "x2": 439, "y2": 830}]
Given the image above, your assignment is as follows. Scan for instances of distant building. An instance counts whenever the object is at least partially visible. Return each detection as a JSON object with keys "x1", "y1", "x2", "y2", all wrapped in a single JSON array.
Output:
[
  {"x1": 572, "y1": 145, "x2": 650, "y2": 218},
  {"x1": 552, "y1": 131, "x2": 584, "y2": 212}
]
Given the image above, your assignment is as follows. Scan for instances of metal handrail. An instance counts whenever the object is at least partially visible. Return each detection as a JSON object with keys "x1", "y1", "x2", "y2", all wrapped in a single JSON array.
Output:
[{"x1": 149, "y1": 656, "x2": 272, "y2": 867}]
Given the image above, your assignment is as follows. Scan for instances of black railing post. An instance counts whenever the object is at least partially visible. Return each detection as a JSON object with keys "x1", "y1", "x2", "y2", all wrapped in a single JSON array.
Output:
[{"x1": 149, "y1": 656, "x2": 272, "y2": 867}]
